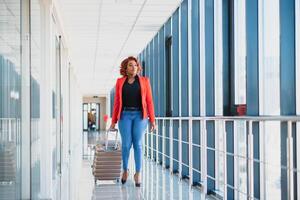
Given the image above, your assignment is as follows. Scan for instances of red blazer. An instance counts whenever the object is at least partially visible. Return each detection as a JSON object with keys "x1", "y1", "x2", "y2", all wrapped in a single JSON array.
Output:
[{"x1": 112, "y1": 75, "x2": 155, "y2": 123}]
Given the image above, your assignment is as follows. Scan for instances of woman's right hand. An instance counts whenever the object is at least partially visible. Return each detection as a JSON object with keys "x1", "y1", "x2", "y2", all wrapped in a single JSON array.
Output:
[{"x1": 109, "y1": 122, "x2": 116, "y2": 130}]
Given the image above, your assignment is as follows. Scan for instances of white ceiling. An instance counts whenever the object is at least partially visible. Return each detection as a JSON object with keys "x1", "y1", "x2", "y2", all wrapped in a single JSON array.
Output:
[{"x1": 57, "y1": 0, "x2": 182, "y2": 96}]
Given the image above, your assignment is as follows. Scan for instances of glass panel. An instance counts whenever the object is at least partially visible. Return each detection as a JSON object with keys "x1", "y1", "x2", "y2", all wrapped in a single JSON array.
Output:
[
  {"x1": 0, "y1": 1, "x2": 22, "y2": 199},
  {"x1": 216, "y1": 151, "x2": 225, "y2": 194},
  {"x1": 237, "y1": 157, "x2": 247, "y2": 195},
  {"x1": 30, "y1": 0, "x2": 42, "y2": 198},
  {"x1": 215, "y1": 121, "x2": 224, "y2": 193},
  {"x1": 259, "y1": 0, "x2": 280, "y2": 115},
  {"x1": 181, "y1": 0, "x2": 188, "y2": 117},
  {"x1": 214, "y1": 0, "x2": 223, "y2": 115},
  {"x1": 234, "y1": 0, "x2": 246, "y2": 104},
  {"x1": 263, "y1": 121, "x2": 282, "y2": 198},
  {"x1": 236, "y1": 121, "x2": 247, "y2": 157},
  {"x1": 237, "y1": 192, "x2": 247, "y2": 200},
  {"x1": 191, "y1": 0, "x2": 200, "y2": 117},
  {"x1": 234, "y1": 121, "x2": 247, "y2": 197}
]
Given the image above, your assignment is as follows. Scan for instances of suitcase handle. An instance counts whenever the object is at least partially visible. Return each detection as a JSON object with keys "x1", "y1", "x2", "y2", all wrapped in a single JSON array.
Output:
[{"x1": 105, "y1": 128, "x2": 119, "y2": 150}]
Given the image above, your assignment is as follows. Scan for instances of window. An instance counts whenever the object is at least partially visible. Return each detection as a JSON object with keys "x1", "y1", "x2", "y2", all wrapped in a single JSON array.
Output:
[
  {"x1": 234, "y1": 0, "x2": 246, "y2": 105},
  {"x1": 224, "y1": 0, "x2": 247, "y2": 116},
  {"x1": 165, "y1": 36, "x2": 172, "y2": 117}
]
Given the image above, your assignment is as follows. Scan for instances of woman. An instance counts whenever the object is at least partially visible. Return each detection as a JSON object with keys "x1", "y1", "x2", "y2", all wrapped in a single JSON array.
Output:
[{"x1": 110, "y1": 56, "x2": 156, "y2": 187}]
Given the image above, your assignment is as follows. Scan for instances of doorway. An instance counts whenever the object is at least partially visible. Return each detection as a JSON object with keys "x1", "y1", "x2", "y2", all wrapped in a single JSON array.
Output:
[{"x1": 83, "y1": 103, "x2": 100, "y2": 131}]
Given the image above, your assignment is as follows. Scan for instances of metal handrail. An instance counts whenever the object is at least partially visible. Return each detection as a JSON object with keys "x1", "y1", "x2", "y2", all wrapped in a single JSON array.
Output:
[{"x1": 156, "y1": 115, "x2": 300, "y2": 122}]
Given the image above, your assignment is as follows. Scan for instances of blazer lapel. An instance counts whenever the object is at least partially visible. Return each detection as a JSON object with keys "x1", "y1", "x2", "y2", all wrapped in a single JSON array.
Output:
[
  {"x1": 119, "y1": 77, "x2": 126, "y2": 98},
  {"x1": 138, "y1": 75, "x2": 145, "y2": 95}
]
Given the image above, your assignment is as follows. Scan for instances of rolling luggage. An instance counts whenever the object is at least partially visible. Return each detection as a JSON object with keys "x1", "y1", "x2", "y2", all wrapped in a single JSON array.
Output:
[{"x1": 92, "y1": 129, "x2": 122, "y2": 184}]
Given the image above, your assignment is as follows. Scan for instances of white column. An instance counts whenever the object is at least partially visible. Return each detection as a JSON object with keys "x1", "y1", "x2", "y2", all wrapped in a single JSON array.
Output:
[
  {"x1": 40, "y1": 0, "x2": 53, "y2": 198},
  {"x1": 214, "y1": 0, "x2": 224, "y2": 194},
  {"x1": 258, "y1": 0, "x2": 280, "y2": 116},
  {"x1": 187, "y1": 0, "x2": 193, "y2": 187},
  {"x1": 200, "y1": 0, "x2": 206, "y2": 117},
  {"x1": 178, "y1": 4, "x2": 182, "y2": 179},
  {"x1": 21, "y1": 0, "x2": 31, "y2": 198},
  {"x1": 214, "y1": 0, "x2": 223, "y2": 116},
  {"x1": 258, "y1": 0, "x2": 280, "y2": 199},
  {"x1": 199, "y1": 0, "x2": 207, "y2": 192}
]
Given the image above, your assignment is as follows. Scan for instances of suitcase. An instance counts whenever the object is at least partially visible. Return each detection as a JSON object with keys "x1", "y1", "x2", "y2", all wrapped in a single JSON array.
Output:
[{"x1": 92, "y1": 129, "x2": 122, "y2": 184}]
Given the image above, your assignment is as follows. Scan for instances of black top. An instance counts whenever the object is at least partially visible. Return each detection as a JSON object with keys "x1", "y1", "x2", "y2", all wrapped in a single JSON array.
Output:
[{"x1": 122, "y1": 76, "x2": 142, "y2": 109}]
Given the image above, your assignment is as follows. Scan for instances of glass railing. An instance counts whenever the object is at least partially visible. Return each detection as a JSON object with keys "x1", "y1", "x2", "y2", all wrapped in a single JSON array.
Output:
[
  {"x1": 0, "y1": 118, "x2": 21, "y2": 200},
  {"x1": 143, "y1": 116, "x2": 300, "y2": 199}
]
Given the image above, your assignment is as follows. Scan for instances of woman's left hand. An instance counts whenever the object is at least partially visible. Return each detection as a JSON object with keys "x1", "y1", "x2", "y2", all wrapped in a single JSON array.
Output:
[{"x1": 150, "y1": 122, "x2": 156, "y2": 132}]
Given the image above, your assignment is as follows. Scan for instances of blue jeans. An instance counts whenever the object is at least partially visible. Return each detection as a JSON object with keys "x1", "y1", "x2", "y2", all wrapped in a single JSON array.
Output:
[{"x1": 118, "y1": 111, "x2": 148, "y2": 173}]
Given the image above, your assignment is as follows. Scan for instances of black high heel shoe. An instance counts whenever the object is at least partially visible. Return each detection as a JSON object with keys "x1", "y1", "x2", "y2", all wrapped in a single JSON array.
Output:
[
  {"x1": 121, "y1": 170, "x2": 129, "y2": 184},
  {"x1": 134, "y1": 173, "x2": 141, "y2": 187}
]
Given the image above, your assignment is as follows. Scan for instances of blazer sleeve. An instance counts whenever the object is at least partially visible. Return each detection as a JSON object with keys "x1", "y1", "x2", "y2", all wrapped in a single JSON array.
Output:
[
  {"x1": 111, "y1": 79, "x2": 120, "y2": 124},
  {"x1": 145, "y1": 77, "x2": 155, "y2": 123}
]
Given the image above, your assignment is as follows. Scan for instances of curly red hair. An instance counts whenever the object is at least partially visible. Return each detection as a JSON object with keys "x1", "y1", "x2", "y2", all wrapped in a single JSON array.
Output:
[{"x1": 120, "y1": 56, "x2": 143, "y2": 77}]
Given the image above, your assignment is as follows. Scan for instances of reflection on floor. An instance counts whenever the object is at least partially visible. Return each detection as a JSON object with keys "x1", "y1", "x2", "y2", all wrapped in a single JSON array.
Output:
[
  {"x1": 79, "y1": 131, "x2": 206, "y2": 200},
  {"x1": 78, "y1": 159, "x2": 206, "y2": 200}
]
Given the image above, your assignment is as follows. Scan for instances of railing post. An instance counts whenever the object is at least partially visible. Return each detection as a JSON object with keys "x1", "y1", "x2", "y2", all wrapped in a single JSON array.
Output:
[
  {"x1": 287, "y1": 121, "x2": 294, "y2": 200},
  {"x1": 201, "y1": 119, "x2": 207, "y2": 193},
  {"x1": 248, "y1": 120, "x2": 254, "y2": 200},
  {"x1": 223, "y1": 120, "x2": 227, "y2": 200},
  {"x1": 156, "y1": 120, "x2": 159, "y2": 164},
  {"x1": 151, "y1": 119, "x2": 155, "y2": 161},
  {"x1": 170, "y1": 119, "x2": 173, "y2": 173},
  {"x1": 179, "y1": 119, "x2": 182, "y2": 179},
  {"x1": 189, "y1": 118, "x2": 193, "y2": 187},
  {"x1": 146, "y1": 124, "x2": 149, "y2": 159},
  {"x1": 162, "y1": 119, "x2": 166, "y2": 167}
]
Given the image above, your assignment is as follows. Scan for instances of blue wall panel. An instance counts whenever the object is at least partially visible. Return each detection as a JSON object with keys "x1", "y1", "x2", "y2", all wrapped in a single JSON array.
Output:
[
  {"x1": 246, "y1": 0, "x2": 260, "y2": 198},
  {"x1": 192, "y1": 121, "x2": 201, "y2": 185},
  {"x1": 153, "y1": 34, "x2": 159, "y2": 117},
  {"x1": 165, "y1": 18, "x2": 171, "y2": 118},
  {"x1": 165, "y1": 120, "x2": 170, "y2": 167},
  {"x1": 180, "y1": 0, "x2": 189, "y2": 117},
  {"x1": 173, "y1": 120, "x2": 179, "y2": 170},
  {"x1": 206, "y1": 120, "x2": 215, "y2": 192},
  {"x1": 226, "y1": 122, "x2": 234, "y2": 198},
  {"x1": 192, "y1": 0, "x2": 200, "y2": 117},
  {"x1": 159, "y1": 28, "x2": 165, "y2": 117},
  {"x1": 280, "y1": 0, "x2": 296, "y2": 115},
  {"x1": 246, "y1": 0, "x2": 259, "y2": 116},
  {"x1": 172, "y1": 9, "x2": 180, "y2": 117},
  {"x1": 205, "y1": 0, "x2": 215, "y2": 190},
  {"x1": 0, "y1": 55, "x2": 3, "y2": 118},
  {"x1": 182, "y1": 121, "x2": 189, "y2": 177},
  {"x1": 205, "y1": 0, "x2": 215, "y2": 117},
  {"x1": 192, "y1": 121, "x2": 200, "y2": 145},
  {"x1": 222, "y1": 0, "x2": 230, "y2": 115}
]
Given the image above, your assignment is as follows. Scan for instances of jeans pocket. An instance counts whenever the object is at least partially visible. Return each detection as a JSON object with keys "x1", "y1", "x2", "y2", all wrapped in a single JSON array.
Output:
[{"x1": 120, "y1": 111, "x2": 129, "y2": 120}]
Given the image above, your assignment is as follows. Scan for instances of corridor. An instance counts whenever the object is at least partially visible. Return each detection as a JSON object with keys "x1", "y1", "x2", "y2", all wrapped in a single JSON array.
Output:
[{"x1": 1, "y1": 0, "x2": 300, "y2": 199}]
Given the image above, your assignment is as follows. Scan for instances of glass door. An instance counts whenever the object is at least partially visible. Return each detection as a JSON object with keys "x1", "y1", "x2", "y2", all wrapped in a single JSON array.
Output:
[
  {"x1": 52, "y1": 33, "x2": 62, "y2": 200},
  {"x1": 83, "y1": 103, "x2": 88, "y2": 131}
]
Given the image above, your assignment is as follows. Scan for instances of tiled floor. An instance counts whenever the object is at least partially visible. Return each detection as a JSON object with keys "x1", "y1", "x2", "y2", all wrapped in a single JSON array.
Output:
[
  {"x1": 78, "y1": 131, "x2": 206, "y2": 200},
  {"x1": 78, "y1": 159, "x2": 206, "y2": 200}
]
